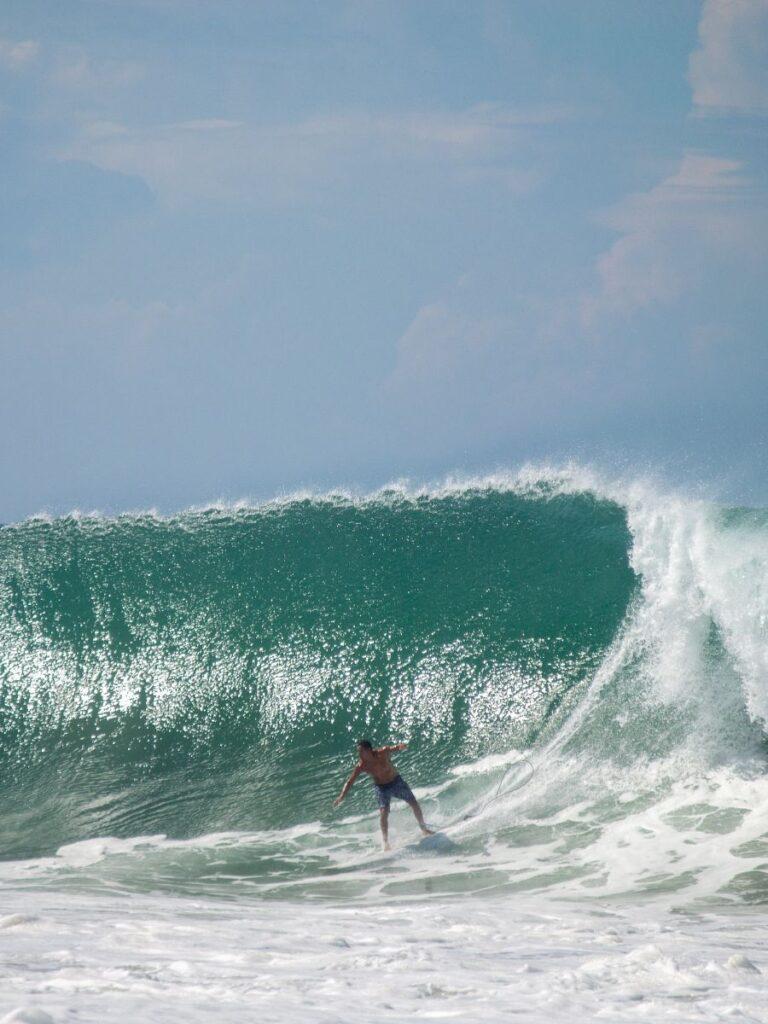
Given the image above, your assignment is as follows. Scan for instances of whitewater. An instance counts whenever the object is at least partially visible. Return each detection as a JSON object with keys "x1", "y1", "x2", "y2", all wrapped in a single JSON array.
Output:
[{"x1": 1, "y1": 466, "x2": 767, "y2": 1023}]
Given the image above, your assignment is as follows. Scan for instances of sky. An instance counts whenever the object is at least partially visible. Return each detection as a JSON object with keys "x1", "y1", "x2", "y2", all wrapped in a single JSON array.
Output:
[{"x1": 1, "y1": 0, "x2": 766, "y2": 521}]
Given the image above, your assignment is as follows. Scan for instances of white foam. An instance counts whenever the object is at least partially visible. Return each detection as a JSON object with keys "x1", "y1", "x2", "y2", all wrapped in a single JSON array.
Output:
[
  {"x1": 0, "y1": 888, "x2": 766, "y2": 1023},
  {"x1": 1, "y1": 1010, "x2": 55, "y2": 1024},
  {"x1": 449, "y1": 750, "x2": 526, "y2": 776},
  {"x1": 0, "y1": 916, "x2": 35, "y2": 931}
]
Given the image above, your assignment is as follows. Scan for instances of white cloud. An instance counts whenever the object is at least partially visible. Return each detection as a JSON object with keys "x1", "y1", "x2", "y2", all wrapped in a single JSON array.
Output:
[
  {"x1": 581, "y1": 154, "x2": 757, "y2": 325},
  {"x1": 300, "y1": 103, "x2": 563, "y2": 147},
  {"x1": 52, "y1": 50, "x2": 144, "y2": 92},
  {"x1": 385, "y1": 302, "x2": 500, "y2": 388},
  {"x1": 0, "y1": 37, "x2": 39, "y2": 70},
  {"x1": 583, "y1": 1, "x2": 768, "y2": 329},
  {"x1": 689, "y1": 0, "x2": 768, "y2": 114},
  {"x1": 62, "y1": 104, "x2": 559, "y2": 206}
]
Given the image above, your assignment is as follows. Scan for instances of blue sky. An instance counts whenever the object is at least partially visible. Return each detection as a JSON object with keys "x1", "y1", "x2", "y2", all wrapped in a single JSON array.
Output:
[{"x1": 1, "y1": 0, "x2": 766, "y2": 520}]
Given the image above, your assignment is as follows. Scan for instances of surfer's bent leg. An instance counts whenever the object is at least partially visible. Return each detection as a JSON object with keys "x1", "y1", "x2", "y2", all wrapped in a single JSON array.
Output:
[
  {"x1": 407, "y1": 797, "x2": 433, "y2": 836},
  {"x1": 391, "y1": 776, "x2": 434, "y2": 837}
]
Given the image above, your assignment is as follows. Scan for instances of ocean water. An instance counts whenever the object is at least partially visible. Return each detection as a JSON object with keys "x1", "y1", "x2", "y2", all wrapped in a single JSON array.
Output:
[{"x1": 1, "y1": 467, "x2": 767, "y2": 1023}]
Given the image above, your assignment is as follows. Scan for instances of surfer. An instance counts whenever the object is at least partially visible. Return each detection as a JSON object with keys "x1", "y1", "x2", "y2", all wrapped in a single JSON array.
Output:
[{"x1": 333, "y1": 739, "x2": 434, "y2": 850}]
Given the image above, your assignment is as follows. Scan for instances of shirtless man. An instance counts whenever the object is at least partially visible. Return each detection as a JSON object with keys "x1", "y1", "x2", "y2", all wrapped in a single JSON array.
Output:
[{"x1": 333, "y1": 739, "x2": 434, "y2": 850}]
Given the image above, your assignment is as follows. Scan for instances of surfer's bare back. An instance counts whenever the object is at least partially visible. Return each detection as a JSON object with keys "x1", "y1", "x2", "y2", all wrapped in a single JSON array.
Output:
[{"x1": 333, "y1": 739, "x2": 434, "y2": 850}]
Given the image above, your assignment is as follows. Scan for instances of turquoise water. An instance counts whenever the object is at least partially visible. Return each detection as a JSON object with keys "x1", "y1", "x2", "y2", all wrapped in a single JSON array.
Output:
[
  {"x1": 0, "y1": 488, "x2": 632, "y2": 856},
  {"x1": 1, "y1": 473, "x2": 766, "y2": 907}
]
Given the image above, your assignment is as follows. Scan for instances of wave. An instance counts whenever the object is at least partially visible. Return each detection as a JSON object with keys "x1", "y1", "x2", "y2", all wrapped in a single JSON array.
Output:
[{"x1": 1, "y1": 467, "x2": 766, "y2": 904}]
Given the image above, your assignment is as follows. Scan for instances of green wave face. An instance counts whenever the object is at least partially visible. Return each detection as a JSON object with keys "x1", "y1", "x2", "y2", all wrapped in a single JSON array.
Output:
[{"x1": 0, "y1": 490, "x2": 634, "y2": 858}]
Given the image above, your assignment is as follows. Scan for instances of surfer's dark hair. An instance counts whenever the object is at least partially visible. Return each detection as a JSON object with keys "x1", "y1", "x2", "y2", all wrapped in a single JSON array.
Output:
[{"x1": 357, "y1": 739, "x2": 373, "y2": 750}]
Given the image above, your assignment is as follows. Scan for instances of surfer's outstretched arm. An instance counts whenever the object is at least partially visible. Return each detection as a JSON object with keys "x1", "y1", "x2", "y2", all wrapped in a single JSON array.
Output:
[
  {"x1": 381, "y1": 743, "x2": 408, "y2": 753},
  {"x1": 333, "y1": 765, "x2": 361, "y2": 807}
]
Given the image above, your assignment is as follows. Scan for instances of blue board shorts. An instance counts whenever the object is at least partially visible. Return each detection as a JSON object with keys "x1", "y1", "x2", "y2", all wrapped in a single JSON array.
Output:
[{"x1": 374, "y1": 774, "x2": 415, "y2": 810}]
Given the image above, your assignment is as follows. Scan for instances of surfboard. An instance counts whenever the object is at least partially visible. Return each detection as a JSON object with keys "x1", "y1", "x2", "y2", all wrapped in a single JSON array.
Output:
[{"x1": 401, "y1": 830, "x2": 458, "y2": 854}]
